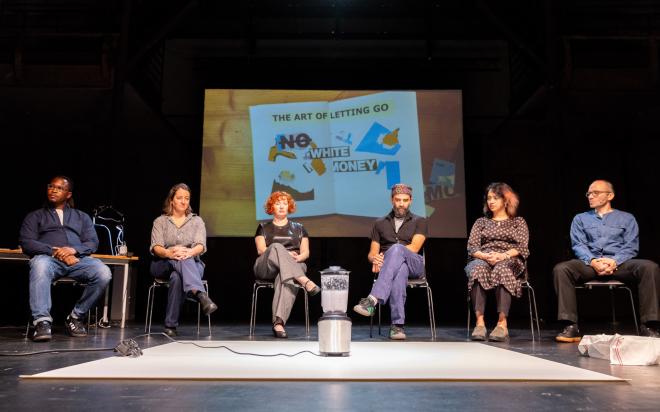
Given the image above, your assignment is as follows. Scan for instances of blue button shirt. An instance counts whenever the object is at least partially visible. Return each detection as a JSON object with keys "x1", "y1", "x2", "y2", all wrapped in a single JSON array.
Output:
[
  {"x1": 570, "y1": 209, "x2": 639, "y2": 265},
  {"x1": 19, "y1": 206, "x2": 99, "y2": 257}
]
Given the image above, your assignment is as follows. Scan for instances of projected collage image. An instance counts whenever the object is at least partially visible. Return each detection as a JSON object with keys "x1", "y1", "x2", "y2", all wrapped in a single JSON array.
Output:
[{"x1": 201, "y1": 89, "x2": 465, "y2": 238}]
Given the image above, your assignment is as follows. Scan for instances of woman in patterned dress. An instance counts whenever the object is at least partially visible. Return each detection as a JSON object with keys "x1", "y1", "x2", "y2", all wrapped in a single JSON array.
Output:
[{"x1": 465, "y1": 182, "x2": 529, "y2": 341}]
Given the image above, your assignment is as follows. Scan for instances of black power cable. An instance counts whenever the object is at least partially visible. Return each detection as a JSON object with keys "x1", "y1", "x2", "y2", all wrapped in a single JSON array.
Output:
[
  {"x1": 0, "y1": 347, "x2": 114, "y2": 357},
  {"x1": 0, "y1": 332, "x2": 323, "y2": 358},
  {"x1": 156, "y1": 333, "x2": 323, "y2": 358}
]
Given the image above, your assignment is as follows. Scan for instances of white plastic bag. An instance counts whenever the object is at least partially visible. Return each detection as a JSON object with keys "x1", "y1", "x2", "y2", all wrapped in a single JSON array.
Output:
[
  {"x1": 578, "y1": 334, "x2": 618, "y2": 361},
  {"x1": 578, "y1": 334, "x2": 660, "y2": 366},
  {"x1": 609, "y1": 335, "x2": 660, "y2": 366}
]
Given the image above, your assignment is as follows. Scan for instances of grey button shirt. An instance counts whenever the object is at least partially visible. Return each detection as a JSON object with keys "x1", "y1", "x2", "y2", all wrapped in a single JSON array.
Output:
[{"x1": 150, "y1": 214, "x2": 207, "y2": 256}]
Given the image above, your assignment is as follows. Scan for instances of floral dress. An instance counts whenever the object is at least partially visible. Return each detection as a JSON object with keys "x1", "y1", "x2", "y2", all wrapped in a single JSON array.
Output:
[{"x1": 465, "y1": 216, "x2": 530, "y2": 297}]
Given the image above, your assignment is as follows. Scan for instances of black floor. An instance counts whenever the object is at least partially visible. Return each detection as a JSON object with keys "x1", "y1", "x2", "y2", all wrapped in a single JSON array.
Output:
[{"x1": 0, "y1": 322, "x2": 658, "y2": 411}]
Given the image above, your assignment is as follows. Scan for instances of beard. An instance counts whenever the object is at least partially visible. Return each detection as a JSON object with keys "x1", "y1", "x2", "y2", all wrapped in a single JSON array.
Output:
[{"x1": 393, "y1": 206, "x2": 409, "y2": 218}]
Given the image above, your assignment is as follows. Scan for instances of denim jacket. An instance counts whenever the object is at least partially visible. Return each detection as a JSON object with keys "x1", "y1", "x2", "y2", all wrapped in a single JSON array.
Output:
[{"x1": 19, "y1": 206, "x2": 99, "y2": 257}]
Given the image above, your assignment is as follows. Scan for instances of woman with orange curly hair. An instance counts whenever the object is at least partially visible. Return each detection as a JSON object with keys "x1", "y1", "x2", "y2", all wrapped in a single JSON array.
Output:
[
  {"x1": 254, "y1": 191, "x2": 320, "y2": 338},
  {"x1": 466, "y1": 182, "x2": 529, "y2": 342}
]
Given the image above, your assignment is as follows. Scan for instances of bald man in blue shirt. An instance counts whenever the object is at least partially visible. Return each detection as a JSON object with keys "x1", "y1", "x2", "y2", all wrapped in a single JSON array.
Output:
[{"x1": 554, "y1": 180, "x2": 659, "y2": 342}]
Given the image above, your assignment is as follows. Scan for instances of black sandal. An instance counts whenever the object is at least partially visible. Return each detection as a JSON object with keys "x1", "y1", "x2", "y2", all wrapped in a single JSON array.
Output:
[
  {"x1": 304, "y1": 280, "x2": 321, "y2": 296},
  {"x1": 272, "y1": 320, "x2": 288, "y2": 339}
]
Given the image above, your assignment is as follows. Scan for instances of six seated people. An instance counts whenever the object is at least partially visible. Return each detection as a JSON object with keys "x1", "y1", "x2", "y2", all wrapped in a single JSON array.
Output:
[{"x1": 15, "y1": 177, "x2": 659, "y2": 341}]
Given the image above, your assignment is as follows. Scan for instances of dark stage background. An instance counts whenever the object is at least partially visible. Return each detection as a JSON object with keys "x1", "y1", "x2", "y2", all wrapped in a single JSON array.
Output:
[{"x1": 1, "y1": 1, "x2": 658, "y2": 330}]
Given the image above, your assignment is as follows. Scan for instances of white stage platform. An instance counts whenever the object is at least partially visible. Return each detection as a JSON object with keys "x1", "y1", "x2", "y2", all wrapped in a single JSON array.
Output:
[{"x1": 21, "y1": 341, "x2": 624, "y2": 382}]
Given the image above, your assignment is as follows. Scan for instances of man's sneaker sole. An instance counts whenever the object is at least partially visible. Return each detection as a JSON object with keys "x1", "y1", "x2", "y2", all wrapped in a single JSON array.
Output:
[
  {"x1": 389, "y1": 334, "x2": 406, "y2": 340},
  {"x1": 65, "y1": 316, "x2": 88, "y2": 337},
  {"x1": 32, "y1": 334, "x2": 52, "y2": 342},
  {"x1": 555, "y1": 336, "x2": 581, "y2": 343},
  {"x1": 353, "y1": 305, "x2": 374, "y2": 317}
]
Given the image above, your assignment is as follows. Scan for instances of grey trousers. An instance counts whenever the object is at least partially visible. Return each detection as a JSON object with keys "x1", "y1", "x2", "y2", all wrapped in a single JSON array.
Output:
[{"x1": 253, "y1": 243, "x2": 306, "y2": 325}]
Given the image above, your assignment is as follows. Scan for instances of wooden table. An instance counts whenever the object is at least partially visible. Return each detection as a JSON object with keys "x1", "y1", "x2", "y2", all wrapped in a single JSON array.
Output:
[{"x1": 0, "y1": 248, "x2": 138, "y2": 328}]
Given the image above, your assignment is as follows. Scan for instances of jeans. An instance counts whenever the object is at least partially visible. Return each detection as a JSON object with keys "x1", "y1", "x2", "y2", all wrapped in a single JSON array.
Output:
[
  {"x1": 370, "y1": 244, "x2": 424, "y2": 325},
  {"x1": 29, "y1": 254, "x2": 112, "y2": 325}
]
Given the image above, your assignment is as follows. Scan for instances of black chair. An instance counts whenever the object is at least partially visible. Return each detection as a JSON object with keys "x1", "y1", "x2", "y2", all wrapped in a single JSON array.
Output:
[
  {"x1": 466, "y1": 270, "x2": 541, "y2": 342},
  {"x1": 369, "y1": 251, "x2": 437, "y2": 339},
  {"x1": 575, "y1": 279, "x2": 640, "y2": 335},
  {"x1": 249, "y1": 279, "x2": 310, "y2": 337},
  {"x1": 144, "y1": 278, "x2": 212, "y2": 336}
]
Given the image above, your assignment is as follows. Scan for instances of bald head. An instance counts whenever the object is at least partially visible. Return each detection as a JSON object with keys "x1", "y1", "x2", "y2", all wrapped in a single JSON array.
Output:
[
  {"x1": 586, "y1": 180, "x2": 615, "y2": 213},
  {"x1": 590, "y1": 179, "x2": 614, "y2": 194}
]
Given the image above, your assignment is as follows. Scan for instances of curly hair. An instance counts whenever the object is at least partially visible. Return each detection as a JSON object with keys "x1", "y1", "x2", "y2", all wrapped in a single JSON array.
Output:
[
  {"x1": 264, "y1": 191, "x2": 296, "y2": 215},
  {"x1": 162, "y1": 183, "x2": 193, "y2": 216},
  {"x1": 482, "y1": 182, "x2": 519, "y2": 217}
]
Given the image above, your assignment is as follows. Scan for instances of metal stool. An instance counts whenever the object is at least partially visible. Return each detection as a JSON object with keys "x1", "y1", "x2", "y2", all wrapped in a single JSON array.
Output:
[
  {"x1": 249, "y1": 279, "x2": 310, "y2": 336},
  {"x1": 25, "y1": 277, "x2": 101, "y2": 339},
  {"x1": 466, "y1": 276, "x2": 541, "y2": 342},
  {"x1": 576, "y1": 279, "x2": 640, "y2": 335},
  {"x1": 370, "y1": 276, "x2": 437, "y2": 339},
  {"x1": 144, "y1": 278, "x2": 212, "y2": 336}
]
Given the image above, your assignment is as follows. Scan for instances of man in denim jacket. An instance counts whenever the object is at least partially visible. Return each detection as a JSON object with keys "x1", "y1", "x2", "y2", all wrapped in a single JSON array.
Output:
[
  {"x1": 554, "y1": 179, "x2": 659, "y2": 342},
  {"x1": 19, "y1": 176, "x2": 111, "y2": 342}
]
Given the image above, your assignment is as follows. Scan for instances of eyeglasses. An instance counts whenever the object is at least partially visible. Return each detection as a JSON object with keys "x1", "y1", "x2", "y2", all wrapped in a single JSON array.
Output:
[
  {"x1": 585, "y1": 191, "x2": 610, "y2": 198},
  {"x1": 47, "y1": 184, "x2": 68, "y2": 193}
]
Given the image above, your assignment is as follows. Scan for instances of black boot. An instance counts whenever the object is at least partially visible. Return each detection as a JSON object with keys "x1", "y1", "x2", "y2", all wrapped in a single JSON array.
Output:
[{"x1": 196, "y1": 291, "x2": 218, "y2": 316}]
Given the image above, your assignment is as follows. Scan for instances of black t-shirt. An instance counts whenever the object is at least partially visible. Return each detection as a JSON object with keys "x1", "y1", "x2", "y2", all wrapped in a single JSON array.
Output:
[
  {"x1": 255, "y1": 221, "x2": 309, "y2": 253},
  {"x1": 370, "y1": 211, "x2": 428, "y2": 253}
]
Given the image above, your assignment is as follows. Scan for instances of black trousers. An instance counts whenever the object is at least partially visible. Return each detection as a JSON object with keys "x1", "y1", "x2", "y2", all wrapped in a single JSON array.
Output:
[
  {"x1": 553, "y1": 259, "x2": 660, "y2": 324},
  {"x1": 471, "y1": 283, "x2": 512, "y2": 316}
]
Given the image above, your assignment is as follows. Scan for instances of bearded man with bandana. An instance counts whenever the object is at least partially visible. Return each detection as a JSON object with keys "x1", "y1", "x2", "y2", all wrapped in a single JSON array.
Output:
[{"x1": 353, "y1": 183, "x2": 428, "y2": 340}]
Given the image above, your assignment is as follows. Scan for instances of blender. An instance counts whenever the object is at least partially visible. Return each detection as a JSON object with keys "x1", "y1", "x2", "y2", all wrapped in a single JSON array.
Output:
[{"x1": 318, "y1": 266, "x2": 351, "y2": 356}]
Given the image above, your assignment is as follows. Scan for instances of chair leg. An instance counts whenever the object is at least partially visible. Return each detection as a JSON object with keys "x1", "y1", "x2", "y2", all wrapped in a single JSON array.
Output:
[
  {"x1": 622, "y1": 286, "x2": 640, "y2": 335},
  {"x1": 190, "y1": 284, "x2": 212, "y2": 337},
  {"x1": 146, "y1": 284, "x2": 156, "y2": 335},
  {"x1": 425, "y1": 285, "x2": 436, "y2": 340},
  {"x1": 205, "y1": 282, "x2": 212, "y2": 336},
  {"x1": 526, "y1": 286, "x2": 535, "y2": 342},
  {"x1": 249, "y1": 283, "x2": 259, "y2": 336},
  {"x1": 466, "y1": 295, "x2": 471, "y2": 341},
  {"x1": 609, "y1": 287, "x2": 617, "y2": 331},
  {"x1": 527, "y1": 283, "x2": 541, "y2": 339},
  {"x1": 196, "y1": 301, "x2": 201, "y2": 336},
  {"x1": 303, "y1": 289, "x2": 310, "y2": 337},
  {"x1": 529, "y1": 285, "x2": 541, "y2": 342},
  {"x1": 369, "y1": 308, "x2": 373, "y2": 338},
  {"x1": 144, "y1": 286, "x2": 150, "y2": 333},
  {"x1": 378, "y1": 304, "x2": 382, "y2": 336},
  {"x1": 99, "y1": 284, "x2": 111, "y2": 327},
  {"x1": 207, "y1": 310, "x2": 212, "y2": 336},
  {"x1": 92, "y1": 307, "x2": 97, "y2": 335}
]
